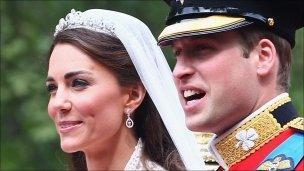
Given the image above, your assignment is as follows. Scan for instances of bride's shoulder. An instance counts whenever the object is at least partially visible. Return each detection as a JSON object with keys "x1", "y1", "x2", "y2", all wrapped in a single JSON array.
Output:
[
  {"x1": 124, "y1": 138, "x2": 166, "y2": 170},
  {"x1": 145, "y1": 159, "x2": 166, "y2": 170}
]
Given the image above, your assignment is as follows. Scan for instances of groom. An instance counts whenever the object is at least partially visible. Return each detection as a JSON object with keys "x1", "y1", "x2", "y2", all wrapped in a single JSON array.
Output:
[{"x1": 158, "y1": 0, "x2": 303, "y2": 170}]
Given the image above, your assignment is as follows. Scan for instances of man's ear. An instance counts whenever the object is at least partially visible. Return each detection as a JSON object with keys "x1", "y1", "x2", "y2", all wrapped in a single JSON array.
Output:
[
  {"x1": 123, "y1": 83, "x2": 146, "y2": 115},
  {"x1": 255, "y1": 39, "x2": 277, "y2": 76}
]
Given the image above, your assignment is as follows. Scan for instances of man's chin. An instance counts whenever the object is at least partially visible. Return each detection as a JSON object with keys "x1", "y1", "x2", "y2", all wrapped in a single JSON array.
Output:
[
  {"x1": 185, "y1": 117, "x2": 217, "y2": 133},
  {"x1": 185, "y1": 119, "x2": 205, "y2": 132}
]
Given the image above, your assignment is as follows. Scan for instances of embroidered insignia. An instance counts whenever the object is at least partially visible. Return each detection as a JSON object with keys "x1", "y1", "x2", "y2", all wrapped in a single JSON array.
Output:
[
  {"x1": 235, "y1": 128, "x2": 259, "y2": 151},
  {"x1": 257, "y1": 154, "x2": 294, "y2": 170}
]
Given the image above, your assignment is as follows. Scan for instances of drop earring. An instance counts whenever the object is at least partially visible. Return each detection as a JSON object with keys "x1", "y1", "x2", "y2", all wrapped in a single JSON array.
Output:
[{"x1": 125, "y1": 108, "x2": 134, "y2": 128}]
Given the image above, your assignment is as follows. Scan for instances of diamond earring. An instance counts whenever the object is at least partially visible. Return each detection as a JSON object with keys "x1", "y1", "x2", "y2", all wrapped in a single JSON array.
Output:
[{"x1": 125, "y1": 108, "x2": 134, "y2": 128}]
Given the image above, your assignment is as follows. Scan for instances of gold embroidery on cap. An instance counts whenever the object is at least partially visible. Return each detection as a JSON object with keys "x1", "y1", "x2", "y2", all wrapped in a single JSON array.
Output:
[{"x1": 268, "y1": 18, "x2": 275, "y2": 27}]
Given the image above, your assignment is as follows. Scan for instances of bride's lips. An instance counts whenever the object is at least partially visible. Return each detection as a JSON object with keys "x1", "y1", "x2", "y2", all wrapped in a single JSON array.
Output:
[{"x1": 58, "y1": 121, "x2": 83, "y2": 133}]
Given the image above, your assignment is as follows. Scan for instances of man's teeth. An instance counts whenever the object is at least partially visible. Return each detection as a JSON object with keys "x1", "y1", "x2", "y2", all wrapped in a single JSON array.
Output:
[{"x1": 184, "y1": 90, "x2": 201, "y2": 98}]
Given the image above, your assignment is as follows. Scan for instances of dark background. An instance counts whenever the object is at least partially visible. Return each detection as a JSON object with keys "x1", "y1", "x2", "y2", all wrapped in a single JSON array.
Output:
[{"x1": 1, "y1": 1, "x2": 303, "y2": 170}]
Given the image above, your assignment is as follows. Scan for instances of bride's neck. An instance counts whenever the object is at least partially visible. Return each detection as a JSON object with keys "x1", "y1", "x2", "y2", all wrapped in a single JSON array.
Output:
[{"x1": 84, "y1": 128, "x2": 138, "y2": 170}]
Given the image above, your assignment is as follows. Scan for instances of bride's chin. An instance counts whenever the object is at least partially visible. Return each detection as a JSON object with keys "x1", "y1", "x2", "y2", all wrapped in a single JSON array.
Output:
[
  {"x1": 60, "y1": 143, "x2": 79, "y2": 153},
  {"x1": 62, "y1": 148, "x2": 78, "y2": 153}
]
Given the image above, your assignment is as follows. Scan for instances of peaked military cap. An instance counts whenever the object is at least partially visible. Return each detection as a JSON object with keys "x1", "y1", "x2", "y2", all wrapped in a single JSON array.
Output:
[{"x1": 158, "y1": 0, "x2": 304, "y2": 48}]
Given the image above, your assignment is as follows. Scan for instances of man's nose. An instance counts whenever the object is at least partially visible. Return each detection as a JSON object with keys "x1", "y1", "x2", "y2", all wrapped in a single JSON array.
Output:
[{"x1": 173, "y1": 58, "x2": 194, "y2": 80}]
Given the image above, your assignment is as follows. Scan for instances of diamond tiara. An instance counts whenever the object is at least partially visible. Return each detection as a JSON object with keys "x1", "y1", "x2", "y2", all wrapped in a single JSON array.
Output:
[{"x1": 54, "y1": 9, "x2": 116, "y2": 37}]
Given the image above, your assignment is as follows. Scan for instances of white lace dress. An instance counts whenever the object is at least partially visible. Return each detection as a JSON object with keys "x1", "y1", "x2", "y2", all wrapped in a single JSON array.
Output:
[{"x1": 124, "y1": 139, "x2": 166, "y2": 170}]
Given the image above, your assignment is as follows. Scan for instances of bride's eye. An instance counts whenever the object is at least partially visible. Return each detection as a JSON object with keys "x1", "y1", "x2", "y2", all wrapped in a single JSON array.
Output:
[
  {"x1": 72, "y1": 79, "x2": 89, "y2": 87},
  {"x1": 46, "y1": 83, "x2": 57, "y2": 94},
  {"x1": 71, "y1": 79, "x2": 89, "y2": 89}
]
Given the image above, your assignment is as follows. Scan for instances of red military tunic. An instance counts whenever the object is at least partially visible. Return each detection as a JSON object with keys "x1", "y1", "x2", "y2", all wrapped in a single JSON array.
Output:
[{"x1": 209, "y1": 93, "x2": 304, "y2": 170}]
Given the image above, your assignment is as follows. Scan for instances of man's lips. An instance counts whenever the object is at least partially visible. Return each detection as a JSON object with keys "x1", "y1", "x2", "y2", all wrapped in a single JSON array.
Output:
[
  {"x1": 182, "y1": 89, "x2": 206, "y2": 103},
  {"x1": 58, "y1": 121, "x2": 83, "y2": 133},
  {"x1": 179, "y1": 87, "x2": 207, "y2": 114}
]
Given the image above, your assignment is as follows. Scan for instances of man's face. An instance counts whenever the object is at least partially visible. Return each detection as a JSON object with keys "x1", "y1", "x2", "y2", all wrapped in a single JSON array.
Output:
[{"x1": 172, "y1": 31, "x2": 260, "y2": 134}]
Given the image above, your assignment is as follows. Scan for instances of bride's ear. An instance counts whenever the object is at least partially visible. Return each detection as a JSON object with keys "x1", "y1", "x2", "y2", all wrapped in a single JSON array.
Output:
[{"x1": 124, "y1": 83, "x2": 146, "y2": 113}]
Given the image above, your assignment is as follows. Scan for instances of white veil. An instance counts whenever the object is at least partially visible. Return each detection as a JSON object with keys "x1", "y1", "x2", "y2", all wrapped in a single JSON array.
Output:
[{"x1": 54, "y1": 9, "x2": 204, "y2": 170}]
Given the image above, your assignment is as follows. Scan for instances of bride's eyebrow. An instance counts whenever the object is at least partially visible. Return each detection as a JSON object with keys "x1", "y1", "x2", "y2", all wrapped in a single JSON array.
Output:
[
  {"x1": 64, "y1": 70, "x2": 92, "y2": 79},
  {"x1": 45, "y1": 70, "x2": 92, "y2": 82},
  {"x1": 45, "y1": 77, "x2": 54, "y2": 82}
]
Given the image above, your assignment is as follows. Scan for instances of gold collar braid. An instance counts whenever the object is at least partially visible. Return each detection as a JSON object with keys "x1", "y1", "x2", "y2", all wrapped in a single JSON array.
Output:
[{"x1": 215, "y1": 96, "x2": 291, "y2": 167}]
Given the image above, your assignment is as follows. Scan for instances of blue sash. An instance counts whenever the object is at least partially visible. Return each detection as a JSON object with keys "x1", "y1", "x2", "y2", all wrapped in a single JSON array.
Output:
[{"x1": 257, "y1": 132, "x2": 303, "y2": 169}]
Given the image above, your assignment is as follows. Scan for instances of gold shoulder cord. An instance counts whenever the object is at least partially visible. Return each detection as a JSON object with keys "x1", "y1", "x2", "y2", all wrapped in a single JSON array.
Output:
[
  {"x1": 215, "y1": 96, "x2": 292, "y2": 167},
  {"x1": 283, "y1": 117, "x2": 304, "y2": 131}
]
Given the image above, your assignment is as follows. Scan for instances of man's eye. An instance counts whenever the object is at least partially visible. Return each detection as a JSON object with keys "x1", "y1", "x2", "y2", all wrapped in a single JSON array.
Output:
[
  {"x1": 198, "y1": 46, "x2": 214, "y2": 52},
  {"x1": 173, "y1": 50, "x2": 181, "y2": 58},
  {"x1": 46, "y1": 84, "x2": 57, "y2": 93},
  {"x1": 72, "y1": 79, "x2": 89, "y2": 88},
  {"x1": 192, "y1": 46, "x2": 214, "y2": 57}
]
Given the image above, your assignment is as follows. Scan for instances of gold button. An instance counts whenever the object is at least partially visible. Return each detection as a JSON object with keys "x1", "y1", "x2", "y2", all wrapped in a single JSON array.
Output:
[{"x1": 267, "y1": 18, "x2": 275, "y2": 27}]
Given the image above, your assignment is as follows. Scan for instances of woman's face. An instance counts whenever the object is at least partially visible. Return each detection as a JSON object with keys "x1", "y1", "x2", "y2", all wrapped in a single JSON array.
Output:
[{"x1": 46, "y1": 43, "x2": 129, "y2": 153}]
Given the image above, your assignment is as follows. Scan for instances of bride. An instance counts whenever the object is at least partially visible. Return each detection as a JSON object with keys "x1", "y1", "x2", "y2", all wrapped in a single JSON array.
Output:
[{"x1": 45, "y1": 9, "x2": 202, "y2": 170}]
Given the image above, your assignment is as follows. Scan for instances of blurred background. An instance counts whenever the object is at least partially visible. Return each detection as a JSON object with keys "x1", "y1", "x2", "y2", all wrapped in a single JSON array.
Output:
[{"x1": 1, "y1": 1, "x2": 303, "y2": 170}]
